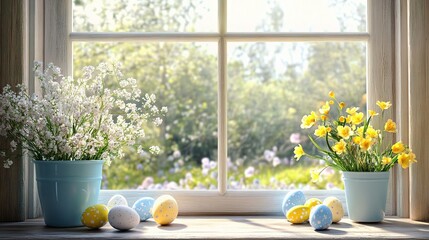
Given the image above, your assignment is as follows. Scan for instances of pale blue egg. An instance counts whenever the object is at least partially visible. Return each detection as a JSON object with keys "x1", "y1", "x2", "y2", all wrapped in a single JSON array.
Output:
[
  {"x1": 310, "y1": 204, "x2": 332, "y2": 231},
  {"x1": 281, "y1": 190, "x2": 306, "y2": 215},
  {"x1": 132, "y1": 197, "x2": 155, "y2": 221}
]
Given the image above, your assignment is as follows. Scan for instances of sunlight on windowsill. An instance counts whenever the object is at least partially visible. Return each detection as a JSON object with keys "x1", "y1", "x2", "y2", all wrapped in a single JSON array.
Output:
[{"x1": 0, "y1": 216, "x2": 428, "y2": 239}]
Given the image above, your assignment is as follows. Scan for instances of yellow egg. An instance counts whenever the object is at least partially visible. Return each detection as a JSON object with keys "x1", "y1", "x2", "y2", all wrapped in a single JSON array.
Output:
[
  {"x1": 323, "y1": 197, "x2": 344, "y2": 223},
  {"x1": 152, "y1": 195, "x2": 179, "y2": 225},
  {"x1": 304, "y1": 198, "x2": 322, "y2": 210},
  {"x1": 81, "y1": 204, "x2": 109, "y2": 229},
  {"x1": 286, "y1": 205, "x2": 310, "y2": 224}
]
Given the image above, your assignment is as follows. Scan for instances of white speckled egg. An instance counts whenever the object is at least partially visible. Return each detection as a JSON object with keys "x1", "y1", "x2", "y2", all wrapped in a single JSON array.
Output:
[
  {"x1": 152, "y1": 195, "x2": 179, "y2": 225},
  {"x1": 281, "y1": 190, "x2": 306, "y2": 215},
  {"x1": 323, "y1": 197, "x2": 344, "y2": 223},
  {"x1": 108, "y1": 205, "x2": 140, "y2": 231},
  {"x1": 107, "y1": 194, "x2": 128, "y2": 209},
  {"x1": 309, "y1": 204, "x2": 332, "y2": 231},
  {"x1": 132, "y1": 197, "x2": 155, "y2": 221}
]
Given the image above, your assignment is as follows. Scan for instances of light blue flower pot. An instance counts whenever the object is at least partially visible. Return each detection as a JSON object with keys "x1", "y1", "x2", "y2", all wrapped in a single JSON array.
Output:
[
  {"x1": 34, "y1": 160, "x2": 104, "y2": 227},
  {"x1": 343, "y1": 171, "x2": 390, "y2": 223}
]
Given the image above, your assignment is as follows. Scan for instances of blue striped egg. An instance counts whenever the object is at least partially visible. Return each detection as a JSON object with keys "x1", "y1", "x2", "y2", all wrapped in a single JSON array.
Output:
[
  {"x1": 310, "y1": 204, "x2": 332, "y2": 231},
  {"x1": 132, "y1": 197, "x2": 155, "y2": 221},
  {"x1": 281, "y1": 190, "x2": 306, "y2": 215}
]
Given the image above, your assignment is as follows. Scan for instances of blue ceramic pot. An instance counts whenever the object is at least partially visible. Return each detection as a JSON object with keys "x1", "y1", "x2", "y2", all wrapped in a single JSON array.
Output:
[
  {"x1": 343, "y1": 171, "x2": 390, "y2": 223},
  {"x1": 33, "y1": 160, "x2": 104, "y2": 227}
]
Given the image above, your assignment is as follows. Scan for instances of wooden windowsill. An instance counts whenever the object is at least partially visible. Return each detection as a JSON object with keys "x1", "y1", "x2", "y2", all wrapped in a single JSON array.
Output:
[{"x1": 0, "y1": 216, "x2": 428, "y2": 239}]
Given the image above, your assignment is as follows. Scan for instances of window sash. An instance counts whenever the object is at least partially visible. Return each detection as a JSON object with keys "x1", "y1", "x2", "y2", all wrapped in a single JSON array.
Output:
[
  {"x1": 70, "y1": 32, "x2": 369, "y2": 198},
  {"x1": 34, "y1": 0, "x2": 403, "y2": 216},
  {"x1": 71, "y1": 1, "x2": 367, "y2": 197}
]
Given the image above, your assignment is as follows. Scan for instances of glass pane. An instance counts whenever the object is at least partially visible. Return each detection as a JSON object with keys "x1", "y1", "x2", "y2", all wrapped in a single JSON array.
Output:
[
  {"x1": 228, "y1": 0, "x2": 367, "y2": 32},
  {"x1": 227, "y1": 42, "x2": 367, "y2": 190},
  {"x1": 73, "y1": 42, "x2": 218, "y2": 190},
  {"x1": 73, "y1": 0, "x2": 218, "y2": 32}
]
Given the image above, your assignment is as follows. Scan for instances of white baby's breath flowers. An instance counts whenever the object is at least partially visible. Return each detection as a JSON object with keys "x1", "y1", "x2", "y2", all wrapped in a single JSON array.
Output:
[
  {"x1": 0, "y1": 62, "x2": 166, "y2": 168},
  {"x1": 149, "y1": 146, "x2": 161, "y2": 155}
]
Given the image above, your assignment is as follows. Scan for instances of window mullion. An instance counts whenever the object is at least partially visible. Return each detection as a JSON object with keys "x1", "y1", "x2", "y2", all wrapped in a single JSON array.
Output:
[
  {"x1": 69, "y1": 32, "x2": 369, "y2": 42},
  {"x1": 69, "y1": 32, "x2": 220, "y2": 42},
  {"x1": 224, "y1": 32, "x2": 369, "y2": 42},
  {"x1": 218, "y1": 0, "x2": 227, "y2": 195}
]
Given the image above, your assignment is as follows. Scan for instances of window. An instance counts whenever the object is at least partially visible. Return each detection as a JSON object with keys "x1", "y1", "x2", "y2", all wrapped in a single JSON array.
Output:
[{"x1": 39, "y1": 0, "x2": 398, "y2": 214}]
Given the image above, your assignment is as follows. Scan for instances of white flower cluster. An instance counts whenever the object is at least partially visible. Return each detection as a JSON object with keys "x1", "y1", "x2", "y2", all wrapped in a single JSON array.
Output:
[{"x1": 0, "y1": 62, "x2": 166, "y2": 168}]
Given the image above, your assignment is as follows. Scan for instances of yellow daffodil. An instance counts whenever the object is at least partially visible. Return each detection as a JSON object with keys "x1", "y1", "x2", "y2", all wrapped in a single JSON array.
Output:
[
  {"x1": 384, "y1": 119, "x2": 397, "y2": 133},
  {"x1": 338, "y1": 115, "x2": 352, "y2": 124},
  {"x1": 409, "y1": 151, "x2": 417, "y2": 164},
  {"x1": 332, "y1": 139, "x2": 347, "y2": 154},
  {"x1": 376, "y1": 101, "x2": 392, "y2": 110},
  {"x1": 392, "y1": 141, "x2": 405, "y2": 154},
  {"x1": 346, "y1": 107, "x2": 359, "y2": 115},
  {"x1": 319, "y1": 101, "x2": 330, "y2": 115},
  {"x1": 356, "y1": 126, "x2": 364, "y2": 136},
  {"x1": 300, "y1": 111, "x2": 318, "y2": 129},
  {"x1": 398, "y1": 153, "x2": 413, "y2": 169},
  {"x1": 369, "y1": 110, "x2": 378, "y2": 117},
  {"x1": 295, "y1": 96, "x2": 417, "y2": 172},
  {"x1": 350, "y1": 112, "x2": 364, "y2": 125},
  {"x1": 337, "y1": 126, "x2": 353, "y2": 139},
  {"x1": 382, "y1": 156, "x2": 392, "y2": 165},
  {"x1": 310, "y1": 169, "x2": 320, "y2": 182},
  {"x1": 366, "y1": 126, "x2": 378, "y2": 139},
  {"x1": 359, "y1": 137, "x2": 373, "y2": 151},
  {"x1": 352, "y1": 136, "x2": 362, "y2": 144},
  {"x1": 314, "y1": 125, "x2": 329, "y2": 137},
  {"x1": 294, "y1": 144, "x2": 305, "y2": 160},
  {"x1": 346, "y1": 115, "x2": 352, "y2": 124}
]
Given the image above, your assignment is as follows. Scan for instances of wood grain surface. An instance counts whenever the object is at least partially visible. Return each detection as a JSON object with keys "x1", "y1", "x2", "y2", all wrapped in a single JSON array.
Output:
[
  {"x1": 0, "y1": 0, "x2": 26, "y2": 222},
  {"x1": 368, "y1": 0, "x2": 396, "y2": 216},
  {"x1": 0, "y1": 216, "x2": 428, "y2": 239},
  {"x1": 409, "y1": 0, "x2": 429, "y2": 222},
  {"x1": 394, "y1": 0, "x2": 410, "y2": 219}
]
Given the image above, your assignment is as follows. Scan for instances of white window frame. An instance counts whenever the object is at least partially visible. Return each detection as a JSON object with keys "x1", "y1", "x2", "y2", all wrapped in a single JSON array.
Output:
[{"x1": 32, "y1": 0, "x2": 404, "y2": 216}]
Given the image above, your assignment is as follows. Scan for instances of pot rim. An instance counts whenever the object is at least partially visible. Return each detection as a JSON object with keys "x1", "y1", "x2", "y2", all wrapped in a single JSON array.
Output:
[
  {"x1": 32, "y1": 160, "x2": 104, "y2": 164},
  {"x1": 342, "y1": 171, "x2": 390, "y2": 180}
]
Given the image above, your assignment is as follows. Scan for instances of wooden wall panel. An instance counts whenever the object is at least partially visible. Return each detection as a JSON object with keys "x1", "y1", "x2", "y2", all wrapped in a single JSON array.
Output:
[
  {"x1": 368, "y1": 0, "x2": 396, "y2": 216},
  {"x1": 409, "y1": 0, "x2": 429, "y2": 222},
  {"x1": 0, "y1": 0, "x2": 26, "y2": 222},
  {"x1": 394, "y1": 0, "x2": 410, "y2": 218},
  {"x1": 44, "y1": 0, "x2": 72, "y2": 75}
]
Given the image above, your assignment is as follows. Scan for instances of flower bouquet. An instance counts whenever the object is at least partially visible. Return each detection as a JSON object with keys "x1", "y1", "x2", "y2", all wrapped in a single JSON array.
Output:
[
  {"x1": 0, "y1": 62, "x2": 166, "y2": 226},
  {"x1": 293, "y1": 91, "x2": 416, "y2": 222}
]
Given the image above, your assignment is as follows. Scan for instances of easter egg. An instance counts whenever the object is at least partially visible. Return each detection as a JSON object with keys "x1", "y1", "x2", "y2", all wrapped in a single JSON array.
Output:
[
  {"x1": 81, "y1": 204, "x2": 109, "y2": 229},
  {"x1": 323, "y1": 197, "x2": 344, "y2": 223},
  {"x1": 281, "y1": 190, "x2": 306, "y2": 215},
  {"x1": 108, "y1": 205, "x2": 140, "y2": 231},
  {"x1": 310, "y1": 205, "x2": 332, "y2": 231},
  {"x1": 305, "y1": 198, "x2": 322, "y2": 210},
  {"x1": 286, "y1": 205, "x2": 310, "y2": 224},
  {"x1": 132, "y1": 197, "x2": 155, "y2": 221},
  {"x1": 152, "y1": 195, "x2": 179, "y2": 225},
  {"x1": 107, "y1": 194, "x2": 128, "y2": 209}
]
